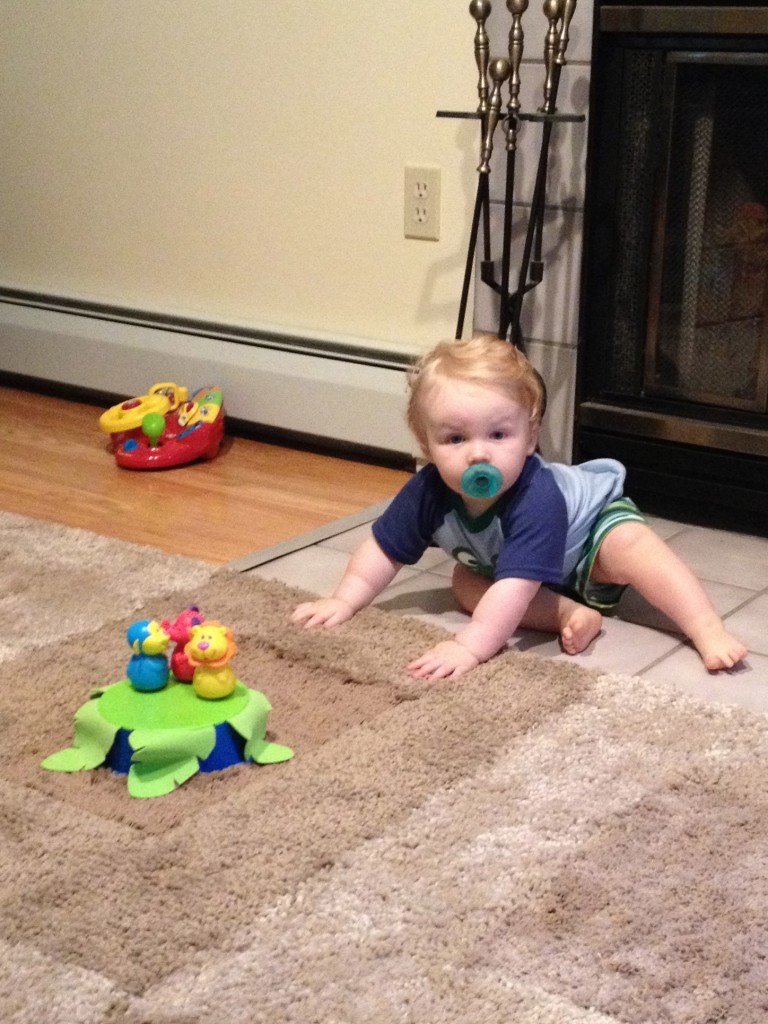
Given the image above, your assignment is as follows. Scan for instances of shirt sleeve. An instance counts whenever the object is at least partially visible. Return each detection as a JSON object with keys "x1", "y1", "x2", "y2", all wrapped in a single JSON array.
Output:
[
  {"x1": 371, "y1": 465, "x2": 446, "y2": 565},
  {"x1": 546, "y1": 458, "x2": 626, "y2": 577},
  {"x1": 494, "y1": 461, "x2": 569, "y2": 584}
]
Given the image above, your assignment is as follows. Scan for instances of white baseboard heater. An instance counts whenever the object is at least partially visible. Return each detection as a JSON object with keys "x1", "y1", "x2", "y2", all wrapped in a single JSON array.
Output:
[{"x1": 0, "y1": 291, "x2": 416, "y2": 458}]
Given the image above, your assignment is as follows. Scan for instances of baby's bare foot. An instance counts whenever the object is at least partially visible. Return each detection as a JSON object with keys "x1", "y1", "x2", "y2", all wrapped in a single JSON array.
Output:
[
  {"x1": 694, "y1": 627, "x2": 748, "y2": 671},
  {"x1": 561, "y1": 606, "x2": 602, "y2": 655}
]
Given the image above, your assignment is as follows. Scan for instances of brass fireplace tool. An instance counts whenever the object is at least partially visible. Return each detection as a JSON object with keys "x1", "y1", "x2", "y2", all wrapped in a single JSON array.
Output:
[{"x1": 450, "y1": 0, "x2": 583, "y2": 347}]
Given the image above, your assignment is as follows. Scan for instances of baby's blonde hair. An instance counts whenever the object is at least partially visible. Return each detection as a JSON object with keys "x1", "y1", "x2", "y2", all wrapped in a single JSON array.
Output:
[{"x1": 407, "y1": 334, "x2": 545, "y2": 453}]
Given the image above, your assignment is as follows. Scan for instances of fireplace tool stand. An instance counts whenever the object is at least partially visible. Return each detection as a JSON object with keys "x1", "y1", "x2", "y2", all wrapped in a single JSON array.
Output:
[{"x1": 444, "y1": 0, "x2": 584, "y2": 351}]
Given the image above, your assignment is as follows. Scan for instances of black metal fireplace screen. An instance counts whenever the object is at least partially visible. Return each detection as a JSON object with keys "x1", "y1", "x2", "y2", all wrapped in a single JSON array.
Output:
[{"x1": 577, "y1": 3, "x2": 768, "y2": 532}]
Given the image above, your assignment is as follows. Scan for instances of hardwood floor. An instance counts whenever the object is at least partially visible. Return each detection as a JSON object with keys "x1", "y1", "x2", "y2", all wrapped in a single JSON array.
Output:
[{"x1": 0, "y1": 386, "x2": 413, "y2": 564}]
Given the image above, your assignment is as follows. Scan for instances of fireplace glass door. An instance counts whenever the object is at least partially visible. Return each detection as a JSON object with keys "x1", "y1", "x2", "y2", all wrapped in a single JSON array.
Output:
[
  {"x1": 645, "y1": 54, "x2": 768, "y2": 412},
  {"x1": 577, "y1": 4, "x2": 768, "y2": 530}
]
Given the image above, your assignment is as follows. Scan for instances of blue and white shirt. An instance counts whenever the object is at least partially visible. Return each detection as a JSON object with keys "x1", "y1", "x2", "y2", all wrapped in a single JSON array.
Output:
[{"x1": 372, "y1": 454, "x2": 625, "y2": 585}]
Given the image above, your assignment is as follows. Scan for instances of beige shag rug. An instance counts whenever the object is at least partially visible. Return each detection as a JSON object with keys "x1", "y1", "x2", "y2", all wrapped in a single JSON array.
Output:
[{"x1": 2, "y1": 510, "x2": 768, "y2": 1024}]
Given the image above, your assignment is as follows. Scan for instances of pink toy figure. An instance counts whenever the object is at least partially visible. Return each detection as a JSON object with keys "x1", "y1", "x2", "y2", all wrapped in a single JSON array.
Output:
[{"x1": 161, "y1": 606, "x2": 205, "y2": 682}]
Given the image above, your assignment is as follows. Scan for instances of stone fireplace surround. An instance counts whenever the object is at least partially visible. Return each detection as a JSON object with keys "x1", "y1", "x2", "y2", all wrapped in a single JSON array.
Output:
[{"x1": 472, "y1": 0, "x2": 593, "y2": 463}]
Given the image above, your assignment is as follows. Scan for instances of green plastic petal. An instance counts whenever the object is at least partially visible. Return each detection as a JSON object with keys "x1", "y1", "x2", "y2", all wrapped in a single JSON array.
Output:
[
  {"x1": 128, "y1": 757, "x2": 200, "y2": 798},
  {"x1": 248, "y1": 739, "x2": 294, "y2": 765},
  {"x1": 129, "y1": 725, "x2": 217, "y2": 764},
  {"x1": 228, "y1": 689, "x2": 292, "y2": 763},
  {"x1": 229, "y1": 689, "x2": 271, "y2": 760},
  {"x1": 41, "y1": 698, "x2": 119, "y2": 773},
  {"x1": 125, "y1": 725, "x2": 216, "y2": 798}
]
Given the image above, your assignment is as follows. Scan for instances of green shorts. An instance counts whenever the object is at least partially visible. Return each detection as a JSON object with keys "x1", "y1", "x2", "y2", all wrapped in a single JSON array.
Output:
[{"x1": 559, "y1": 498, "x2": 647, "y2": 610}]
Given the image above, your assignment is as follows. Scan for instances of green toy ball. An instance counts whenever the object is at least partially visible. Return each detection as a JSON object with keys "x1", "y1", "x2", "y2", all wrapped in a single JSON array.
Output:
[{"x1": 141, "y1": 412, "x2": 166, "y2": 447}]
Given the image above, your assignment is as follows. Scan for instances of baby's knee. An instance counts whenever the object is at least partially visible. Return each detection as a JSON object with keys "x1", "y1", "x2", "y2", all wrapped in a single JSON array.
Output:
[
  {"x1": 592, "y1": 520, "x2": 658, "y2": 582},
  {"x1": 608, "y1": 520, "x2": 654, "y2": 550}
]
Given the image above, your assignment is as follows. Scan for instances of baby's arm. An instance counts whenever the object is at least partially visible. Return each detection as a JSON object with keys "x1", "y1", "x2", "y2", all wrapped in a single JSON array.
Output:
[
  {"x1": 407, "y1": 576, "x2": 541, "y2": 680},
  {"x1": 291, "y1": 535, "x2": 401, "y2": 628}
]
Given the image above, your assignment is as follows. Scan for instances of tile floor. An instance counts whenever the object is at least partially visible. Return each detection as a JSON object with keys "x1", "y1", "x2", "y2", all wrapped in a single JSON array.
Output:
[{"x1": 238, "y1": 509, "x2": 768, "y2": 716}]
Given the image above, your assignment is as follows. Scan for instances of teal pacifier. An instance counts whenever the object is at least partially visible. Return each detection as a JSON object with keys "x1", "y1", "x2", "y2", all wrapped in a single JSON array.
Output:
[{"x1": 461, "y1": 463, "x2": 503, "y2": 499}]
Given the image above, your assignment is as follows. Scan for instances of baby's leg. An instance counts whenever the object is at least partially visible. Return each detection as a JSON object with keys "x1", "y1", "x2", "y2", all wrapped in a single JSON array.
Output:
[
  {"x1": 451, "y1": 562, "x2": 494, "y2": 614},
  {"x1": 592, "y1": 522, "x2": 747, "y2": 670},
  {"x1": 452, "y1": 564, "x2": 601, "y2": 655},
  {"x1": 523, "y1": 587, "x2": 603, "y2": 655}
]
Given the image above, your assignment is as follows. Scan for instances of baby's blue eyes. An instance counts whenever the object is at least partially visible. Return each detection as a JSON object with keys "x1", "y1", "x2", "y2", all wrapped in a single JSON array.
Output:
[{"x1": 444, "y1": 430, "x2": 507, "y2": 444}]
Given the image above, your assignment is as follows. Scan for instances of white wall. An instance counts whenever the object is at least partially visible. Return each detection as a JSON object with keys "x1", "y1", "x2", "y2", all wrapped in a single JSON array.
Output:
[
  {"x1": 0, "y1": 0, "x2": 480, "y2": 357},
  {"x1": 0, "y1": 1, "x2": 594, "y2": 460}
]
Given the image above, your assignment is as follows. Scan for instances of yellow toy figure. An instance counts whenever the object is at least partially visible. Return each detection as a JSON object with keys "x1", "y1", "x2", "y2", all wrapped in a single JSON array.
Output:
[{"x1": 184, "y1": 622, "x2": 238, "y2": 699}]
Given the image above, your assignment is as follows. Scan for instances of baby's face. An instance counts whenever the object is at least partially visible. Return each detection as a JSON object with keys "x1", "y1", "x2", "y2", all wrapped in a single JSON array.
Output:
[{"x1": 421, "y1": 377, "x2": 538, "y2": 513}]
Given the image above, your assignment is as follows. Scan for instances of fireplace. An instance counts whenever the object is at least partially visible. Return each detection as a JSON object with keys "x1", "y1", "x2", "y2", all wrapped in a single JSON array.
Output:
[{"x1": 576, "y1": 3, "x2": 768, "y2": 534}]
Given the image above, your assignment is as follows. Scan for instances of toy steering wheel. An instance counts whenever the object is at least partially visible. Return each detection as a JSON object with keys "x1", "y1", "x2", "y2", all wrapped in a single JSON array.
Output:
[{"x1": 99, "y1": 383, "x2": 188, "y2": 435}]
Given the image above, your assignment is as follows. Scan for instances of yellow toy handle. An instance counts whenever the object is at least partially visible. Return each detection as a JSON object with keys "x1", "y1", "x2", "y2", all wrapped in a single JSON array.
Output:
[
  {"x1": 99, "y1": 383, "x2": 189, "y2": 435},
  {"x1": 147, "y1": 383, "x2": 187, "y2": 411}
]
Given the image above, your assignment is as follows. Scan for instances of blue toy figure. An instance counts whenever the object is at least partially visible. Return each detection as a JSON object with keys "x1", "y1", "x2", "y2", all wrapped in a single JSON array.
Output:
[{"x1": 126, "y1": 619, "x2": 171, "y2": 692}]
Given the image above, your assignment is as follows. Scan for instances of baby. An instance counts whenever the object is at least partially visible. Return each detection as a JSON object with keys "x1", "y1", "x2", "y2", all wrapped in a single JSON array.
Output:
[{"x1": 292, "y1": 335, "x2": 746, "y2": 680}]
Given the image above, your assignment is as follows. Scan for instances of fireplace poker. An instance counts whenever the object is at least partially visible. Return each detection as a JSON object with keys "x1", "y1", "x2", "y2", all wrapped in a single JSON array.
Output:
[
  {"x1": 457, "y1": 0, "x2": 495, "y2": 339},
  {"x1": 475, "y1": 1, "x2": 494, "y2": 265},
  {"x1": 479, "y1": 57, "x2": 510, "y2": 175},
  {"x1": 471, "y1": 0, "x2": 492, "y2": 118},
  {"x1": 557, "y1": 0, "x2": 577, "y2": 64},
  {"x1": 510, "y1": 0, "x2": 578, "y2": 339},
  {"x1": 542, "y1": 0, "x2": 561, "y2": 111},
  {"x1": 497, "y1": 0, "x2": 529, "y2": 343},
  {"x1": 530, "y1": 0, "x2": 563, "y2": 293},
  {"x1": 458, "y1": 57, "x2": 509, "y2": 334}
]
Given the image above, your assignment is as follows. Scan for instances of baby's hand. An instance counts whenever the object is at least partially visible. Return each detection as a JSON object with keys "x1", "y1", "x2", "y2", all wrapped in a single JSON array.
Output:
[
  {"x1": 406, "y1": 640, "x2": 480, "y2": 681},
  {"x1": 291, "y1": 597, "x2": 355, "y2": 629}
]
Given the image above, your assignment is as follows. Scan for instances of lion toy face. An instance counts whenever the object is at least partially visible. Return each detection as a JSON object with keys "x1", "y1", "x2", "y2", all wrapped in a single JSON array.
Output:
[{"x1": 184, "y1": 623, "x2": 237, "y2": 666}]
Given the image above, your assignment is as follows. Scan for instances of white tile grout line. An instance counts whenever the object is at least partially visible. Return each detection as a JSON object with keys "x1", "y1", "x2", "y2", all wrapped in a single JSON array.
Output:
[{"x1": 226, "y1": 500, "x2": 391, "y2": 573}]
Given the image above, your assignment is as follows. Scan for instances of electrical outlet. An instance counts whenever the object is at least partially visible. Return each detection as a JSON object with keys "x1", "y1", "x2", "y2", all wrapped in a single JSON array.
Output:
[{"x1": 404, "y1": 165, "x2": 441, "y2": 241}]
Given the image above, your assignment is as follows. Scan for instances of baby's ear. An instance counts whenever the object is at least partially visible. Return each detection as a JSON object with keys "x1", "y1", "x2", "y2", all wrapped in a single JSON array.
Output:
[{"x1": 526, "y1": 418, "x2": 541, "y2": 455}]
